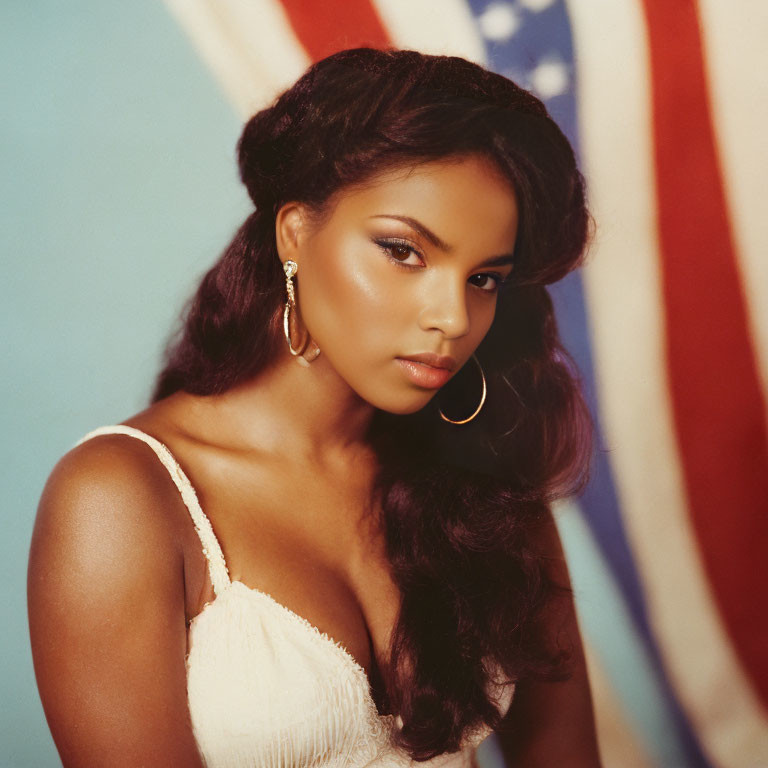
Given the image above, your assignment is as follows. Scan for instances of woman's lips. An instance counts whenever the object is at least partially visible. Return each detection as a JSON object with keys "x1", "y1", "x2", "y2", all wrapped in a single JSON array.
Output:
[{"x1": 395, "y1": 358, "x2": 453, "y2": 389}]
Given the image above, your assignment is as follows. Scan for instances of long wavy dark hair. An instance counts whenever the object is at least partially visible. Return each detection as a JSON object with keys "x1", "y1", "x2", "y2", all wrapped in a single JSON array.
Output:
[{"x1": 152, "y1": 47, "x2": 594, "y2": 759}]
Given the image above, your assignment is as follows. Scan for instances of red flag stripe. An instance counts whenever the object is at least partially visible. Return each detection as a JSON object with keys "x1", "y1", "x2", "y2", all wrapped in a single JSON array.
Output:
[
  {"x1": 641, "y1": 0, "x2": 768, "y2": 708},
  {"x1": 278, "y1": 0, "x2": 391, "y2": 62}
]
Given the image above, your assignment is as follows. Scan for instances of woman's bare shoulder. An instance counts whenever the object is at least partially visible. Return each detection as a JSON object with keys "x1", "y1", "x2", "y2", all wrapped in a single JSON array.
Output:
[
  {"x1": 32, "y1": 429, "x2": 187, "y2": 562},
  {"x1": 28, "y1": 429, "x2": 192, "y2": 635},
  {"x1": 28, "y1": 430, "x2": 204, "y2": 766}
]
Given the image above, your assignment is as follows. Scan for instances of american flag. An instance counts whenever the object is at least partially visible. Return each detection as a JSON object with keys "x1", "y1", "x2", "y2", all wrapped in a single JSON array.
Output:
[{"x1": 162, "y1": 2, "x2": 768, "y2": 765}]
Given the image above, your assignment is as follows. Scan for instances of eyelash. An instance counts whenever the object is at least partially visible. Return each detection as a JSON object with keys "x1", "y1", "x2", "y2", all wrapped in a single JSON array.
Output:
[{"x1": 373, "y1": 237, "x2": 511, "y2": 293}]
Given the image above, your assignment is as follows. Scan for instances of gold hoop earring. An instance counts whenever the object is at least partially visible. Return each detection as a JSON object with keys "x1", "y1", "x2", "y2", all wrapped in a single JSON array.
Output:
[
  {"x1": 282, "y1": 260, "x2": 321, "y2": 363},
  {"x1": 438, "y1": 353, "x2": 486, "y2": 425}
]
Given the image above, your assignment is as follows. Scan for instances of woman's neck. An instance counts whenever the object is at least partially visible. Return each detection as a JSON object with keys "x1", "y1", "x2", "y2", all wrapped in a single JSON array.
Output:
[{"x1": 158, "y1": 349, "x2": 377, "y2": 469}]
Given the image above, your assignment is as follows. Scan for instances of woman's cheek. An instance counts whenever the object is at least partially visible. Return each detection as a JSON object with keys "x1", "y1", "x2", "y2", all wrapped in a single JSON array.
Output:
[{"x1": 301, "y1": 241, "x2": 401, "y2": 357}]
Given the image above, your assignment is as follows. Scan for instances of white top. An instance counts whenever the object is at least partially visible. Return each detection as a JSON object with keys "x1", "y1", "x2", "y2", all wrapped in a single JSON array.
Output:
[{"x1": 74, "y1": 425, "x2": 514, "y2": 768}]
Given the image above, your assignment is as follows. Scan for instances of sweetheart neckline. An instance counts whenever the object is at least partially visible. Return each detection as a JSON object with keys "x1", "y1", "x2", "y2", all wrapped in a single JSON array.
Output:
[
  {"x1": 186, "y1": 578, "x2": 504, "y2": 755},
  {"x1": 187, "y1": 578, "x2": 397, "y2": 725}
]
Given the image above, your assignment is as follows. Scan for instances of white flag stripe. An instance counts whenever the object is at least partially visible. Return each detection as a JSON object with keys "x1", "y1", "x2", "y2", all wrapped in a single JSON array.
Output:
[
  {"x1": 565, "y1": 0, "x2": 768, "y2": 764},
  {"x1": 163, "y1": 0, "x2": 310, "y2": 118},
  {"x1": 696, "y1": 0, "x2": 768, "y2": 407},
  {"x1": 371, "y1": 0, "x2": 488, "y2": 64}
]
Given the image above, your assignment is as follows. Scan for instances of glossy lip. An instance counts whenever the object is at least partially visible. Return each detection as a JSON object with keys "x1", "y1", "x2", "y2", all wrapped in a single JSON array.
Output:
[
  {"x1": 395, "y1": 358, "x2": 453, "y2": 389},
  {"x1": 397, "y1": 352, "x2": 457, "y2": 371}
]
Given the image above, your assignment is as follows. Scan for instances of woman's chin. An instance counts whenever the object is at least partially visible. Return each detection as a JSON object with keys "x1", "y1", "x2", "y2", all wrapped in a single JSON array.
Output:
[{"x1": 373, "y1": 393, "x2": 437, "y2": 416}]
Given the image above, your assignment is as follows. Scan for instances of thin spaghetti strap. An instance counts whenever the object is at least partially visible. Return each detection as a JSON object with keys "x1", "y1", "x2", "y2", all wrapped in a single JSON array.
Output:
[{"x1": 73, "y1": 425, "x2": 231, "y2": 596}]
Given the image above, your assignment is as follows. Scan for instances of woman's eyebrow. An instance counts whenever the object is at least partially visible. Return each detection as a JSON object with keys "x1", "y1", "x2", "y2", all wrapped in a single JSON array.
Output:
[
  {"x1": 369, "y1": 214, "x2": 453, "y2": 251},
  {"x1": 368, "y1": 213, "x2": 514, "y2": 268}
]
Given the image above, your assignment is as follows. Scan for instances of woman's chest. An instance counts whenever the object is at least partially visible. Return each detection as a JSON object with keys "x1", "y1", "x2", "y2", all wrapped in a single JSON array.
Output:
[
  {"x1": 185, "y1": 580, "x2": 401, "y2": 767},
  {"x1": 182, "y1": 459, "x2": 401, "y2": 698}
]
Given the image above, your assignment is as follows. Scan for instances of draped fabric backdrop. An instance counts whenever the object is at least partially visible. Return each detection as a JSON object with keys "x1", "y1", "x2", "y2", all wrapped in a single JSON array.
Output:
[
  {"x1": 160, "y1": 2, "x2": 768, "y2": 766},
  {"x1": 3, "y1": 2, "x2": 766, "y2": 767}
]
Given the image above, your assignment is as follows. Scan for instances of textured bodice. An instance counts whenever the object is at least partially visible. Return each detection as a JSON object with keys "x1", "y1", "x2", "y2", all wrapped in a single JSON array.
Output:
[{"x1": 74, "y1": 425, "x2": 514, "y2": 767}]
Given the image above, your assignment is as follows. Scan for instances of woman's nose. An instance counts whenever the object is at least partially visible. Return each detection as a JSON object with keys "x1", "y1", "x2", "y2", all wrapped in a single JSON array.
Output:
[{"x1": 417, "y1": 275, "x2": 470, "y2": 339}]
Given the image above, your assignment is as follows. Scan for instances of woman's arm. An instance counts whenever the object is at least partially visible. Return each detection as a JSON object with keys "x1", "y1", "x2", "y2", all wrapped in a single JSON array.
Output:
[
  {"x1": 27, "y1": 437, "x2": 206, "y2": 768},
  {"x1": 495, "y1": 507, "x2": 602, "y2": 767}
]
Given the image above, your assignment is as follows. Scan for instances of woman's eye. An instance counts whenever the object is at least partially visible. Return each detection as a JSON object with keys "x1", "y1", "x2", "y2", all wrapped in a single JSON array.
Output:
[
  {"x1": 375, "y1": 238, "x2": 424, "y2": 267},
  {"x1": 469, "y1": 273, "x2": 503, "y2": 293}
]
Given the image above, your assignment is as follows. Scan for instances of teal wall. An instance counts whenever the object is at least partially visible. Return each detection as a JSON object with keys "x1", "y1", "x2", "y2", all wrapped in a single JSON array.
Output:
[{"x1": 1, "y1": 3, "x2": 249, "y2": 764}]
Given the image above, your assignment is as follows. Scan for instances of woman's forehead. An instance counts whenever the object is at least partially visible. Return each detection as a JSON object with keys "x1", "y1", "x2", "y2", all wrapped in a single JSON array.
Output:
[
  {"x1": 309, "y1": 156, "x2": 518, "y2": 255},
  {"x1": 336, "y1": 157, "x2": 516, "y2": 214}
]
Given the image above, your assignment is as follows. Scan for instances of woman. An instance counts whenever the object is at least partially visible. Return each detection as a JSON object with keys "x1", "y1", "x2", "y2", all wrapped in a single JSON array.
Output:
[{"x1": 28, "y1": 47, "x2": 600, "y2": 767}]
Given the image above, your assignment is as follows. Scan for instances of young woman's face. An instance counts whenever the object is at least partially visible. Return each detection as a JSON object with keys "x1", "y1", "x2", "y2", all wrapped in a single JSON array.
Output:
[{"x1": 276, "y1": 153, "x2": 519, "y2": 414}]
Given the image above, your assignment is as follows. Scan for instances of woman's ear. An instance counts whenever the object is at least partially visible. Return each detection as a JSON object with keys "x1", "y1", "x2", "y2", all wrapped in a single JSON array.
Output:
[{"x1": 275, "y1": 202, "x2": 308, "y2": 268}]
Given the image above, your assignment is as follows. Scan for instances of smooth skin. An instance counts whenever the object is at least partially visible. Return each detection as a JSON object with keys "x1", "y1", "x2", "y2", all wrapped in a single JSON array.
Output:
[{"x1": 28, "y1": 153, "x2": 601, "y2": 767}]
